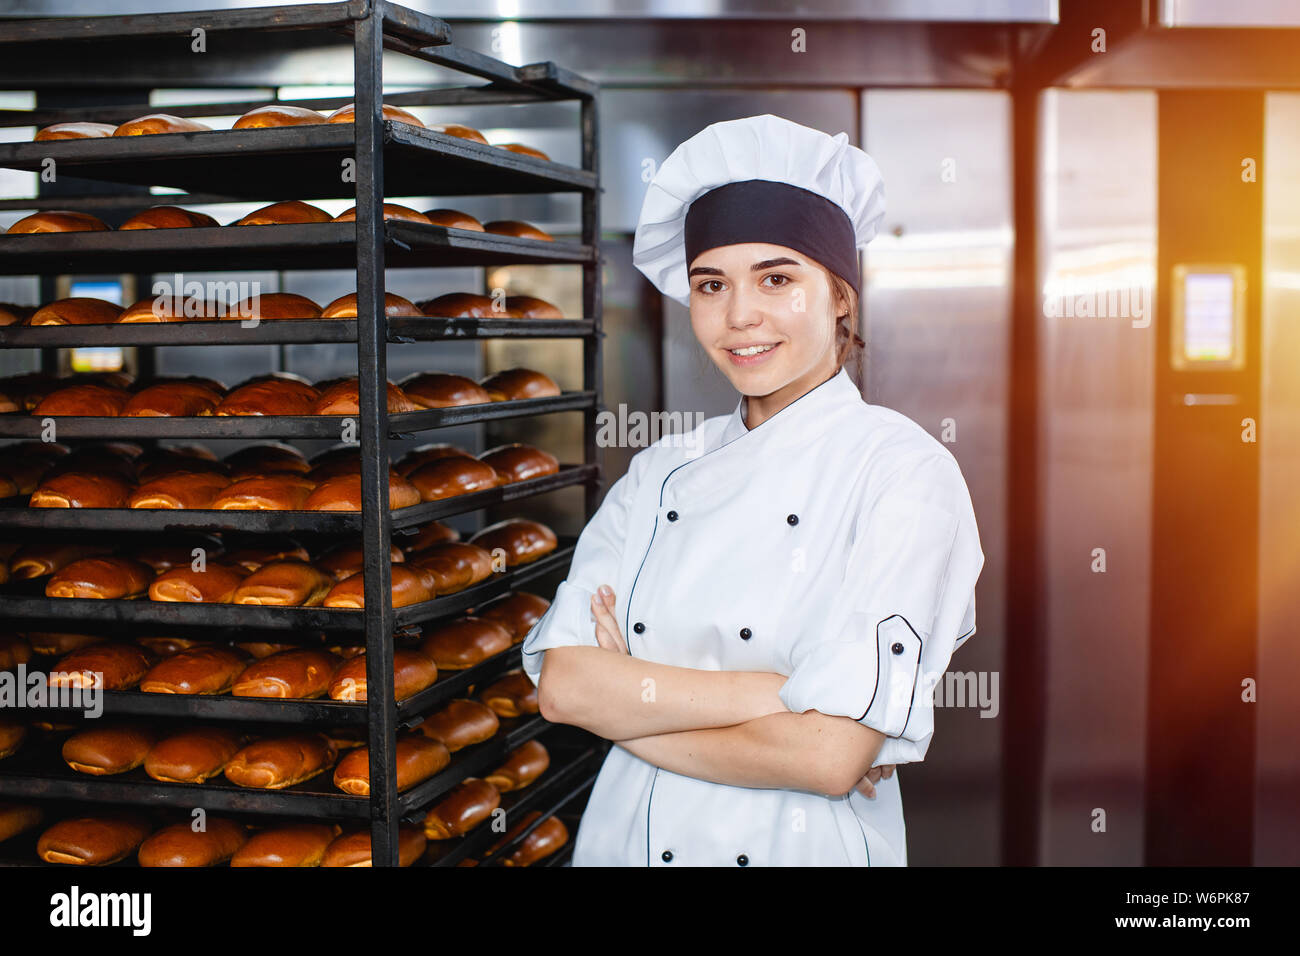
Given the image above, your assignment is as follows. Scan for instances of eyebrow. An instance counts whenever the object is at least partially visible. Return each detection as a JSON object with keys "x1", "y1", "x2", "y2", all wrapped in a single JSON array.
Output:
[{"x1": 687, "y1": 256, "x2": 804, "y2": 278}]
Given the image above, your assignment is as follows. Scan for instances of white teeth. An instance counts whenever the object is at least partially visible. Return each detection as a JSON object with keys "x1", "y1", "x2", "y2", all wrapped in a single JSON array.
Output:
[{"x1": 729, "y1": 344, "x2": 774, "y2": 356}]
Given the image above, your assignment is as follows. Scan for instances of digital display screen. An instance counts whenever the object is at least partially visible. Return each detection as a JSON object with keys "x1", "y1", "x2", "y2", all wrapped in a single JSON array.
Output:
[
  {"x1": 67, "y1": 281, "x2": 125, "y2": 373},
  {"x1": 1181, "y1": 271, "x2": 1236, "y2": 363}
]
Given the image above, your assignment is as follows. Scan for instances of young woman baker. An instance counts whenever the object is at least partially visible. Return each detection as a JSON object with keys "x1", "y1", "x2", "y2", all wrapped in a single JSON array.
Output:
[{"x1": 522, "y1": 114, "x2": 984, "y2": 867}]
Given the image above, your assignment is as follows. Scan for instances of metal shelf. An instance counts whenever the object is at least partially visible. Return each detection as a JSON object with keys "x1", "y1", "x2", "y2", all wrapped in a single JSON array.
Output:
[{"x1": 0, "y1": 463, "x2": 597, "y2": 534}]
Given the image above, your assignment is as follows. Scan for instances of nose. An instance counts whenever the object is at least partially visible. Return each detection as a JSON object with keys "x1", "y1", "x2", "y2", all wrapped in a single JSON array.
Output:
[{"x1": 725, "y1": 282, "x2": 766, "y2": 331}]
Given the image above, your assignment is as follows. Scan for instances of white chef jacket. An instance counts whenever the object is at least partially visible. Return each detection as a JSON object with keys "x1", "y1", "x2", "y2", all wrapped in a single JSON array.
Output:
[{"x1": 521, "y1": 367, "x2": 984, "y2": 867}]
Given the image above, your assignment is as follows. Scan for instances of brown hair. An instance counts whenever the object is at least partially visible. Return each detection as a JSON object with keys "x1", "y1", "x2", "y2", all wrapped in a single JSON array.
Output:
[{"x1": 827, "y1": 268, "x2": 864, "y2": 375}]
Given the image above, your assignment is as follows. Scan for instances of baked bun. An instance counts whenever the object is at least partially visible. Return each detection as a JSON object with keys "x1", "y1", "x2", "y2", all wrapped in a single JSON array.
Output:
[
  {"x1": 484, "y1": 738, "x2": 549, "y2": 792},
  {"x1": 30, "y1": 471, "x2": 134, "y2": 508},
  {"x1": 0, "y1": 803, "x2": 44, "y2": 844},
  {"x1": 332, "y1": 203, "x2": 431, "y2": 224},
  {"x1": 135, "y1": 447, "x2": 223, "y2": 482},
  {"x1": 24, "y1": 631, "x2": 105, "y2": 656},
  {"x1": 219, "y1": 536, "x2": 310, "y2": 572},
  {"x1": 29, "y1": 297, "x2": 123, "y2": 325},
  {"x1": 321, "y1": 291, "x2": 422, "y2": 319},
  {"x1": 322, "y1": 826, "x2": 426, "y2": 867},
  {"x1": 416, "y1": 698, "x2": 499, "y2": 752},
  {"x1": 479, "y1": 669, "x2": 539, "y2": 718},
  {"x1": 494, "y1": 142, "x2": 550, "y2": 161},
  {"x1": 483, "y1": 220, "x2": 553, "y2": 242},
  {"x1": 407, "y1": 541, "x2": 494, "y2": 593},
  {"x1": 147, "y1": 564, "x2": 247, "y2": 604},
  {"x1": 422, "y1": 777, "x2": 500, "y2": 839},
  {"x1": 138, "y1": 645, "x2": 247, "y2": 694},
  {"x1": 395, "y1": 443, "x2": 473, "y2": 476},
  {"x1": 212, "y1": 475, "x2": 316, "y2": 510},
  {"x1": 492, "y1": 812, "x2": 568, "y2": 866},
  {"x1": 311, "y1": 378, "x2": 418, "y2": 415},
  {"x1": 399, "y1": 372, "x2": 492, "y2": 408},
  {"x1": 327, "y1": 648, "x2": 437, "y2": 702},
  {"x1": 37, "y1": 814, "x2": 152, "y2": 866},
  {"x1": 426, "y1": 122, "x2": 486, "y2": 143},
  {"x1": 232, "y1": 648, "x2": 340, "y2": 698},
  {"x1": 223, "y1": 441, "x2": 310, "y2": 478},
  {"x1": 224, "y1": 291, "x2": 322, "y2": 322},
  {"x1": 321, "y1": 565, "x2": 435, "y2": 610},
  {"x1": 224, "y1": 733, "x2": 338, "y2": 789},
  {"x1": 34, "y1": 122, "x2": 116, "y2": 141},
  {"x1": 409, "y1": 456, "x2": 501, "y2": 501},
  {"x1": 61, "y1": 723, "x2": 159, "y2": 775},
  {"x1": 473, "y1": 591, "x2": 551, "y2": 643},
  {"x1": 0, "y1": 635, "x2": 32, "y2": 670},
  {"x1": 304, "y1": 472, "x2": 420, "y2": 511},
  {"x1": 230, "y1": 824, "x2": 340, "y2": 867},
  {"x1": 317, "y1": 541, "x2": 404, "y2": 581},
  {"x1": 48, "y1": 642, "x2": 152, "y2": 689},
  {"x1": 423, "y1": 208, "x2": 484, "y2": 231},
  {"x1": 233, "y1": 200, "x2": 332, "y2": 226},
  {"x1": 398, "y1": 519, "x2": 460, "y2": 552},
  {"x1": 114, "y1": 113, "x2": 211, "y2": 136},
  {"x1": 215, "y1": 378, "x2": 321, "y2": 416},
  {"x1": 333, "y1": 733, "x2": 449, "y2": 795},
  {"x1": 479, "y1": 443, "x2": 559, "y2": 484},
  {"x1": 7, "y1": 211, "x2": 110, "y2": 235},
  {"x1": 505, "y1": 295, "x2": 564, "y2": 319},
  {"x1": 145, "y1": 727, "x2": 244, "y2": 783},
  {"x1": 31, "y1": 383, "x2": 129, "y2": 416},
  {"x1": 418, "y1": 616, "x2": 512, "y2": 670},
  {"x1": 138, "y1": 819, "x2": 247, "y2": 867},
  {"x1": 0, "y1": 303, "x2": 32, "y2": 327},
  {"x1": 479, "y1": 367, "x2": 561, "y2": 401},
  {"x1": 119, "y1": 205, "x2": 219, "y2": 230},
  {"x1": 122, "y1": 381, "x2": 223, "y2": 417},
  {"x1": 118, "y1": 295, "x2": 222, "y2": 323},
  {"x1": 469, "y1": 518, "x2": 558, "y2": 566},
  {"x1": 129, "y1": 472, "x2": 231, "y2": 509},
  {"x1": 231, "y1": 560, "x2": 334, "y2": 606},
  {"x1": 135, "y1": 635, "x2": 208, "y2": 656},
  {"x1": 233, "y1": 105, "x2": 326, "y2": 128},
  {"x1": 419, "y1": 292, "x2": 501, "y2": 319},
  {"x1": 0, "y1": 719, "x2": 25, "y2": 758},
  {"x1": 46, "y1": 558, "x2": 154, "y2": 600},
  {"x1": 326, "y1": 103, "x2": 425, "y2": 127},
  {"x1": 129, "y1": 537, "x2": 221, "y2": 575}
]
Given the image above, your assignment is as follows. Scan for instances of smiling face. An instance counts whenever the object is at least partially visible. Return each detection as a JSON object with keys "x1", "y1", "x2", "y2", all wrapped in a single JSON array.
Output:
[{"x1": 688, "y1": 242, "x2": 847, "y2": 404}]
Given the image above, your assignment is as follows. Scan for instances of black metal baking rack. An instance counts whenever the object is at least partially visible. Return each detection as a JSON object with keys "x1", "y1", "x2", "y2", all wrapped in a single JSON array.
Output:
[{"x1": 0, "y1": 1, "x2": 606, "y2": 866}]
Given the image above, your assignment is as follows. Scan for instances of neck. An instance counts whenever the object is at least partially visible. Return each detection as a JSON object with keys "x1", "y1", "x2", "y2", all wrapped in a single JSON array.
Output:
[{"x1": 743, "y1": 359, "x2": 840, "y2": 429}]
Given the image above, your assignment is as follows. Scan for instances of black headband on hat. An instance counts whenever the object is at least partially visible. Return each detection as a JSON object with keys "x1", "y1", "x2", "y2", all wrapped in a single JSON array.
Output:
[{"x1": 683, "y1": 179, "x2": 860, "y2": 296}]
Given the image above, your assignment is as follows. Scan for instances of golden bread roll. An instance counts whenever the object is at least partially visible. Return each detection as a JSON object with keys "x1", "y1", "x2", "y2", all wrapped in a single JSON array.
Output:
[
  {"x1": 333, "y1": 733, "x2": 449, "y2": 796},
  {"x1": 29, "y1": 297, "x2": 123, "y2": 325},
  {"x1": 494, "y1": 142, "x2": 550, "y2": 161},
  {"x1": 0, "y1": 634, "x2": 33, "y2": 670},
  {"x1": 230, "y1": 824, "x2": 340, "y2": 867},
  {"x1": 326, "y1": 102, "x2": 425, "y2": 127},
  {"x1": 304, "y1": 471, "x2": 420, "y2": 511},
  {"x1": 129, "y1": 472, "x2": 231, "y2": 510},
  {"x1": 483, "y1": 220, "x2": 553, "y2": 242},
  {"x1": 138, "y1": 818, "x2": 247, "y2": 867},
  {"x1": 119, "y1": 205, "x2": 219, "y2": 230},
  {"x1": 418, "y1": 616, "x2": 512, "y2": 671},
  {"x1": 223, "y1": 291, "x2": 322, "y2": 322},
  {"x1": 135, "y1": 443, "x2": 222, "y2": 480},
  {"x1": 223, "y1": 441, "x2": 310, "y2": 477},
  {"x1": 398, "y1": 372, "x2": 492, "y2": 409},
  {"x1": 44, "y1": 443, "x2": 137, "y2": 479},
  {"x1": 0, "y1": 303, "x2": 33, "y2": 327},
  {"x1": 121, "y1": 381, "x2": 222, "y2": 417},
  {"x1": 479, "y1": 443, "x2": 559, "y2": 484},
  {"x1": 128, "y1": 537, "x2": 221, "y2": 573},
  {"x1": 493, "y1": 812, "x2": 568, "y2": 866},
  {"x1": 24, "y1": 631, "x2": 104, "y2": 656},
  {"x1": 46, "y1": 557, "x2": 154, "y2": 600},
  {"x1": 231, "y1": 648, "x2": 340, "y2": 699},
  {"x1": 224, "y1": 733, "x2": 337, "y2": 789},
  {"x1": 478, "y1": 669, "x2": 539, "y2": 718},
  {"x1": 30, "y1": 471, "x2": 134, "y2": 508},
  {"x1": 145, "y1": 727, "x2": 244, "y2": 782},
  {"x1": 407, "y1": 541, "x2": 494, "y2": 593},
  {"x1": 34, "y1": 121, "x2": 116, "y2": 140},
  {"x1": 0, "y1": 720, "x2": 27, "y2": 759},
  {"x1": 322, "y1": 565, "x2": 435, "y2": 610},
  {"x1": 231, "y1": 560, "x2": 334, "y2": 607},
  {"x1": 317, "y1": 541, "x2": 404, "y2": 581},
  {"x1": 484, "y1": 738, "x2": 549, "y2": 792},
  {"x1": 305, "y1": 454, "x2": 367, "y2": 482},
  {"x1": 37, "y1": 814, "x2": 152, "y2": 866},
  {"x1": 31, "y1": 383, "x2": 129, "y2": 416},
  {"x1": 321, "y1": 291, "x2": 422, "y2": 319},
  {"x1": 332, "y1": 203, "x2": 431, "y2": 224},
  {"x1": 419, "y1": 292, "x2": 500, "y2": 319},
  {"x1": 135, "y1": 635, "x2": 208, "y2": 656},
  {"x1": 6, "y1": 211, "x2": 110, "y2": 235},
  {"x1": 479, "y1": 367, "x2": 561, "y2": 401},
  {"x1": 395, "y1": 443, "x2": 473, "y2": 476},
  {"x1": 232, "y1": 104, "x2": 326, "y2": 128},
  {"x1": 423, "y1": 208, "x2": 484, "y2": 231},
  {"x1": 409, "y1": 456, "x2": 501, "y2": 502},
  {"x1": 118, "y1": 295, "x2": 222, "y2": 323},
  {"x1": 474, "y1": 590, "x2": 551, "y2": 643},
  {"x1": 470, "y1": 518, "x2": 558, "y2": 566},
  {"x1": 311, "y1": 378, "x2": 418, "y2": 415},
  {"x1": 233, "y1": 200, "x2": 332, "y2": 226},
  {"x1": 422, "y1": 777, "x2": 500, "y2": 840},
  {"x1": 220, "y1": 537, "x2": 310, "y2": 572},
  {"x1": 327, "y1": 648, "x2": 437, "y2": 702},
  {"x1": 61, "y1": 723, "x2": 159, "y2": 775},
  {"x1": 139, "y1": 645, "x2": 248, "y2": 694},
  {"x1": 505, "y1": 295, "x2": 564, "y2": 319},
  {"x1": 426, "y1": 121, "x2": 486, "y2": 143},
  {"x1": 322, "y1": 826, "x2": 426, "y2": 867},
  {"x1": 0, "y1": 803, "x2": 43, "y2": 844},
  {"x1": 48, "y1": 642, "x2": 152, "y2": 689},
  {"x1": 417, "y1": 698, "x2": 499, "y2": 752},
  {"x1": 211, "y1": 475, "x2": 317, "y2": 511},
  {"x1": 10, "y1": 541, "x2": 113, "y2": 579},
  {"x1": 234, "y1": 641, "x2": 296, "y2": 659},
  {"x1": 114, "y1": 113, "x2": 211, "y2": 136},
  {"x1": 398, "y1": 519, "x2": 460, "y2": 552}
]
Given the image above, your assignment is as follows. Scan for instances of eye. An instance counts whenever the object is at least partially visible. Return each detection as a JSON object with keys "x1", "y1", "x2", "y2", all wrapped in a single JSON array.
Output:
[
  {"x1": 761, "y1": 273, "x2": 791, "y2": 288},
  {"x1": 694, "y1": 279, "x2": 726, "y2": 295}
]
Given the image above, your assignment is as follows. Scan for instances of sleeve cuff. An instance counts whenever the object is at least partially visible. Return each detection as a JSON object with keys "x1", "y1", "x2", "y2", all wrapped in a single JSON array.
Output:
[{"x1": 520, "y1": 579, "x2": 599, "y2": 687}]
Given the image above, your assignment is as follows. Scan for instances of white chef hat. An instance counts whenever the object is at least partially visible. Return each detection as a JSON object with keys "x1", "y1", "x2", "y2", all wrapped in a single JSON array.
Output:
[{"x1": 632, "y1": 114, "x2": 887, "y2": 306}]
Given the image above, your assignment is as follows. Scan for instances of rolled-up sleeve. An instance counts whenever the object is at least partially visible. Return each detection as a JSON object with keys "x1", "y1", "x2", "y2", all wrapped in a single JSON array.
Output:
[
  {"x1": 779, "y1": 452, "x2": 984, "y2": 766},
  {"x1": 520, "y1": 462, "x2": 641, "y2": 687}
]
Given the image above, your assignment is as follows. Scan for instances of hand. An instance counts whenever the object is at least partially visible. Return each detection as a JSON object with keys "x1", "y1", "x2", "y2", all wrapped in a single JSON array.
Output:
[
  {"x1": 590, "y1": 584, "x2": 629, "y2": 655},
  {"x1": 854, "y1": 764, "x2": 895, "y2": 799}
]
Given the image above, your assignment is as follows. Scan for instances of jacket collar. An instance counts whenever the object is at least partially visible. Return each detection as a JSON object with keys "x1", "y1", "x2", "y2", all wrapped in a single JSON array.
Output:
[{"x1": 717, "y1": 366, "x2": 860, "y2": 448}]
